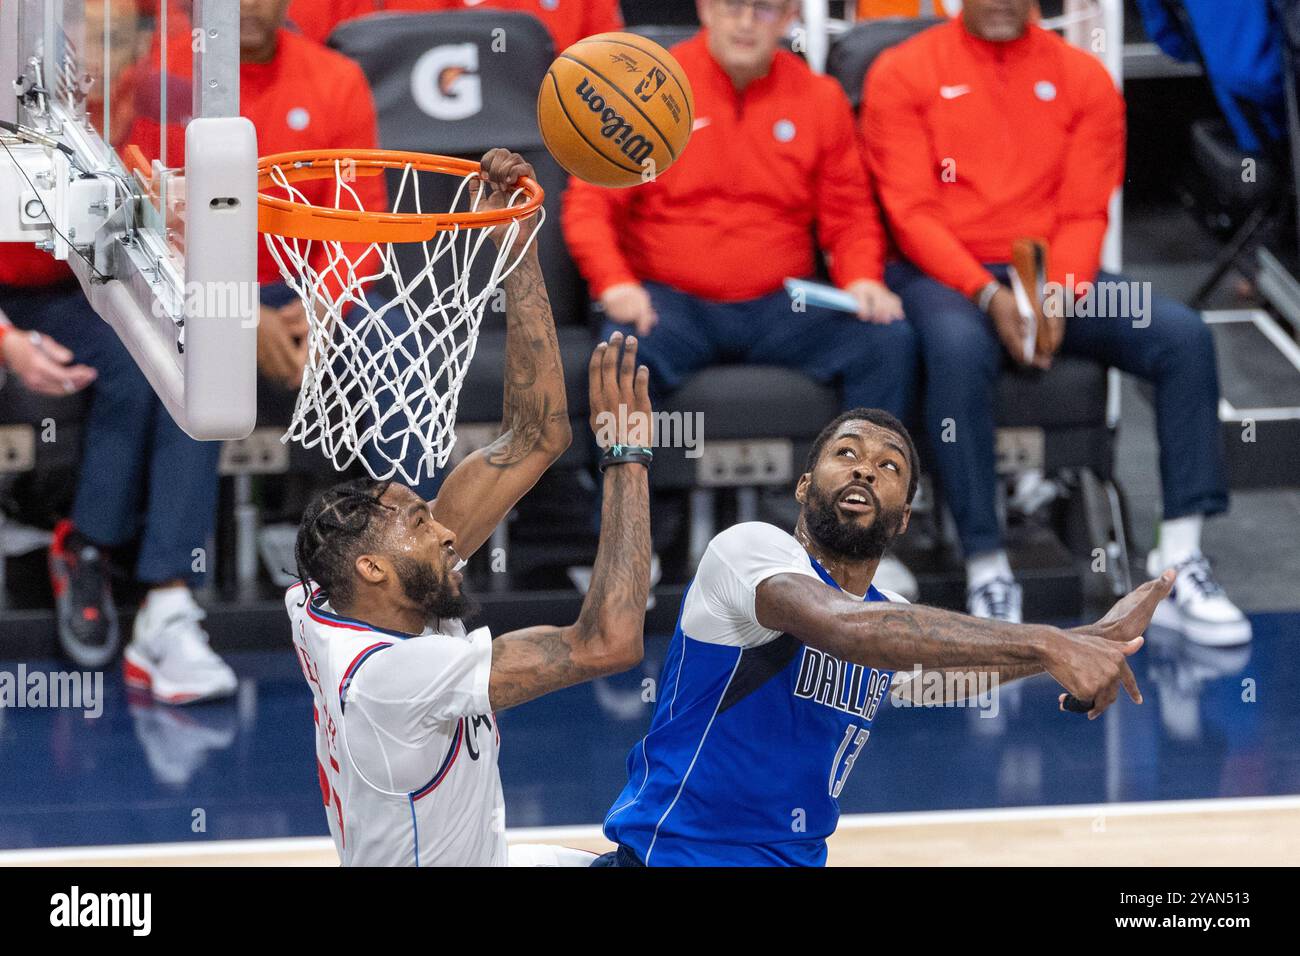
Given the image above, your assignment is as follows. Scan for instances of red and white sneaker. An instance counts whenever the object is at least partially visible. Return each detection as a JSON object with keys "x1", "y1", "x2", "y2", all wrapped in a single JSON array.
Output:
[
  {"x1": 123, "y1": 587, "x2": 237, "y2": 704},
  {"x1": 48, "y1": 519, "x2": 120, "y2": 669}
]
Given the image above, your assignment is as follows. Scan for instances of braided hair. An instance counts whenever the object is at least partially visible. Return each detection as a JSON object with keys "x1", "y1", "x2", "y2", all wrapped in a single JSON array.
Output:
[{"x1": 295, "y1": 478, "x2": 396, "y2": 608}]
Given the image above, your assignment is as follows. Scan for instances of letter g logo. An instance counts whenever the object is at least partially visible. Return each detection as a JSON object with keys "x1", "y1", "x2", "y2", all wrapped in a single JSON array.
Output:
[{"x1": 411, "y1": 43, "x2": 482, "y2": 120}]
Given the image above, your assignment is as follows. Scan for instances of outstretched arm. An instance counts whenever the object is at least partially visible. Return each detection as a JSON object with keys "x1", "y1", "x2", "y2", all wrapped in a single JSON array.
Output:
[
  {"x1": 487, "y1": 333, "x2": 653, "y2": 712},
  {"x1": 890, "y1": 663, "x2": 1046, "y2": 708},
  {"x1": 759, "y1": 575, "x2": 1055, "y2": 670},
  {"x1": 890, "y1": 571, "x2": 1177, "y2": 708},
  {"x1": 757, "y1": 571, "x2": 1172, "y2": 718},
  {"x1": 431, "y1": 149, "x2": 572, "y2": 560}
]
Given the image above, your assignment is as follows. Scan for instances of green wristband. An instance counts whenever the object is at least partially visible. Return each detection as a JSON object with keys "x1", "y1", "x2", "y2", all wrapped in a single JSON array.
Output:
[{"x1": 599, "y1": 444, "x2": 654, "y2": 472}]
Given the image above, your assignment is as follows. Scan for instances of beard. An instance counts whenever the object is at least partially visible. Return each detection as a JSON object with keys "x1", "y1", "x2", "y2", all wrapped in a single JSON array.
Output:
[
  {"x1": 391, "y1": 555, "x2": 476, "y2": 623},
  {"x1": 802, "y1": 479, "x2": 906, "y2": 562}
]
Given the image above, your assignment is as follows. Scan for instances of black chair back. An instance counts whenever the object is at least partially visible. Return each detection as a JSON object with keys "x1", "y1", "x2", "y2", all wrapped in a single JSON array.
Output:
[
  {"x1": 329, "y1": 11, "x2": 583, "y2": 326},
  {"x1": 625, "y1": 23, "x2": 699, "y2": 53},
  {"x1": 826, "y1": 17, "x2": 942, "y2": 110},
  {"x1": 329, "y1": 11, "x2": 554, "y2": 154}
]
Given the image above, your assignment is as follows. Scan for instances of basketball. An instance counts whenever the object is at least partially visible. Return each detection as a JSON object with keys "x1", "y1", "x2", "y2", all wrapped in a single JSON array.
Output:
[{"x1": 538, "y1": 32, "x2": 695, "y2": 188}]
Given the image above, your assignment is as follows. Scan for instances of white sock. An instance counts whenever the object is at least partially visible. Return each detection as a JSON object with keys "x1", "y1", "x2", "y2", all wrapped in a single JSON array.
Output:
[
  {"x1": 1159, "y1": 515, "x2": 1203, "y2": 566},
  {"x1": 967, "y1": 550, "x2": 1012, "y2": 590}
]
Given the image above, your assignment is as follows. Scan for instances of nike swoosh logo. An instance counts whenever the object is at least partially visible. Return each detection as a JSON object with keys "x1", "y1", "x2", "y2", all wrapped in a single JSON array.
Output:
[
  {"x1": 692, "y1": 117, "x2": 711, "y2": 132},
  {"x1": 939, "y1": 85, "x2": 971, "y2": 99},
  {"x1": 463, "y1": 0, "x2": 489, "y2": 6}
]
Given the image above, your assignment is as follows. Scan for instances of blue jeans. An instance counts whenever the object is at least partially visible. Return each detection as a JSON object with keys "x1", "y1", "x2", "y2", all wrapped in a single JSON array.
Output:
[
  {"x1": 602, "y1": 280, "x2": 918, "y2": 422},
  {"x1": 0, "y1": 284, "x2": 221, "y2": 586},
  {"x1": 885, "y1": 261, "x2": 1229, "y2": 557}
]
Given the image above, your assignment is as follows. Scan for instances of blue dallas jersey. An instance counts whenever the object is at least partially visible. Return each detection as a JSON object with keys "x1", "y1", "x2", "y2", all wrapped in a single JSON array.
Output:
[{"x1": 604, "y1": 522, "x2": 903, "y2": 866}]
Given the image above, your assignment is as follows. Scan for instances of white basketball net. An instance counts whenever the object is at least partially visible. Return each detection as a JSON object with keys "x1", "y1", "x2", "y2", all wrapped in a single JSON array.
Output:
[{"x1": 261, "y1": 159, "x2": 543, "y2": 486}]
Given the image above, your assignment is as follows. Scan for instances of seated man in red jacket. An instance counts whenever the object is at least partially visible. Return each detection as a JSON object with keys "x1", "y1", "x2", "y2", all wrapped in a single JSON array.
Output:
[
  {"x1": 133, "y1": 0, "x2": 387, "y2": 403},
  {"x1": 563, "y1": 0, "x2": 918, "y2": 592},
  {"x1": 863, "y1": 0, "x2": 1247, "y2": 644},
  {"x1": 562, "y1": 0, "x2": 916, "y2": 431}
]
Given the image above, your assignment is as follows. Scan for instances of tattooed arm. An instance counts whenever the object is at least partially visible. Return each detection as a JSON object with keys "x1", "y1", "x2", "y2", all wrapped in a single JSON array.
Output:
[
  {"x1": 887, "y1": 572, "x2": 1175, "y2": 707},
  {"x1": 890, "y1": 663, "x2": 1046, "y2": 707},
  {"x1": 756, "y1": 571, "x2": 1171, "y2": 718},
  {"x1": 432, "y1": 150, "x2": 572, "y2": 560},
  {"x1": 488, "y1": 334, "x2": 653, "y2": 711},
  {"x1": 757, "y1": 576, "x2": 1057, "y2": 671}
]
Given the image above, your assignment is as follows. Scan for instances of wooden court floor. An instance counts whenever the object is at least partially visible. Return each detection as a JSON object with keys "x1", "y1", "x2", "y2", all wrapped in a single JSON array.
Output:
[{"x1": 1, "y1": 796, "x2": 1296, "y2": 867}]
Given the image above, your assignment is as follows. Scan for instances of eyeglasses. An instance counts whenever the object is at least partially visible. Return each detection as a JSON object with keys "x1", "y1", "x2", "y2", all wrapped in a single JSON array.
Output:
[{"x1": 713, "y1": 0, "x2": 790, "y2": 25}]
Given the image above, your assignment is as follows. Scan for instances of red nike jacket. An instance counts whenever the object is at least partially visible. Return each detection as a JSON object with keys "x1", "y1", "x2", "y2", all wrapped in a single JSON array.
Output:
[
  {"x1": 562, "y1": 31, "x2": 886, "y2": 302},
  {"x1": 862, "y1": 18, "x2": 1125, "y2": 296}
]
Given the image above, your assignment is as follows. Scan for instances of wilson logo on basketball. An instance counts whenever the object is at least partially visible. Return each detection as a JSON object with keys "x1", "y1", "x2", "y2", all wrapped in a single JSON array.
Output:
[
  {"x1": 634, "y1": 68, "x2": 667, "y2": 103},
  {"x1": 575, "y1": 77, "x2": 656, "y2": 165}
]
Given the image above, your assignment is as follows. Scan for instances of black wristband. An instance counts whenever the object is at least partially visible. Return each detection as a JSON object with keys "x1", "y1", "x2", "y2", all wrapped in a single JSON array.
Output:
[{"x1": 599, "y1": 444, "x2": 653, "y2": 472}]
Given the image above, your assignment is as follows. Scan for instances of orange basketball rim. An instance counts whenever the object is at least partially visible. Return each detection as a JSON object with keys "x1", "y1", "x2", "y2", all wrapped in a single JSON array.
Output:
[{"x1": 257, "y1": 149, "x2": 546, "y2": 243}]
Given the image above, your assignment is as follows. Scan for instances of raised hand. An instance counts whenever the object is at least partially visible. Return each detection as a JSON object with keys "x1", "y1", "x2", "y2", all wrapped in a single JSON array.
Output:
[
  {"x1": 256, "y1": 303, "x2": 308, "y2": 390},
  {"x1": 588, "y1": 331, "x2": 652, "y2": 450},
  {"x1": 1074, "y1": 569, "x2": 1176, "y2": 643},
  {"x1": 475, "y1": 147, "x2": 540, "y2": 254}
]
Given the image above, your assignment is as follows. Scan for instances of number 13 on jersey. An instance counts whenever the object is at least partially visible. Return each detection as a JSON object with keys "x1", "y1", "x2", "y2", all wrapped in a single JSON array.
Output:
[{"x1": 829, "y1": 724, "x2": 871, "y2": 798}]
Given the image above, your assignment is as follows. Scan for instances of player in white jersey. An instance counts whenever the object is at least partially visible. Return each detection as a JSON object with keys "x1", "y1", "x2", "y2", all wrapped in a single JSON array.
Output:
[{"x1": 287, "y1": 150, "x2": 654, "y2": 866}]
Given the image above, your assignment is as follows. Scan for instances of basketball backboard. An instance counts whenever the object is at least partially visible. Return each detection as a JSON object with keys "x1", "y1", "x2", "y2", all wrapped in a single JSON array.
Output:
[{"x1": 0, "y1": 0, "x2": 256, "y2": 439}]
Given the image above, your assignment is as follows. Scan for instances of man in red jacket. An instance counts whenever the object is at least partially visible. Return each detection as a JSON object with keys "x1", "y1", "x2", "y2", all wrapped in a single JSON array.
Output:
[
  {"x1": 863, "y1": 0, "x2": 1247, "y2": 644},
  {"x1": 132, "y1": 1, "x2": 386, "y2": 393},
  {"x1": 563, "y1": 0, "x2": 917, "y2": 595},
  {"x1": 562, "y1": 0, "x2": 915, "y2": 422}
]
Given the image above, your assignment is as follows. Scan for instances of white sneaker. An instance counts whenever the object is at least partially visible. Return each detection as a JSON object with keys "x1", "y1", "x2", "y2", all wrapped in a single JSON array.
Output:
[
  {"x1": 124, "y1": 588, "x2": 238, "y2": 704},
  {"x1": 1146, "y1": 550, "x2": 1251, "y2": 646},
  {"x1": 1008, "y1": 469, "x2": 1059, "y2": 517},
  {"x1": 874, "y1": 553, "x2": 919, "y2": 602},
  {"x1": 968, "y1": 576, "x2": 1023, "y2": 623}
]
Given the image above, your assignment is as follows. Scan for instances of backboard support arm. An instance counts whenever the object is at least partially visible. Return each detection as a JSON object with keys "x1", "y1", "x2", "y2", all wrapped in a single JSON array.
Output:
[
  {"x1": 3, "y1": 0, "x2": 257, "y2": 440},
  {"x1": 193, "y1": 0, "x2": 239, "y2": 119},
  {"x1": 73, "y1": 115, "x2": 258, "y2": 442}
]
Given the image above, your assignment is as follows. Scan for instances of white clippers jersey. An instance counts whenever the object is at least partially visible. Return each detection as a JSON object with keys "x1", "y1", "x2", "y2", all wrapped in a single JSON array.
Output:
[{"x1": 286, "y1": 582, "x2": 507, "y2": 867}]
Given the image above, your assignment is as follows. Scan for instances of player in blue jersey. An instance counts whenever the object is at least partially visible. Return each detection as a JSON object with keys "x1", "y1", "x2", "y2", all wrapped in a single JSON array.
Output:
[{"x1": 595, "y1": 407, "x2": 1175, "y2": 866}]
